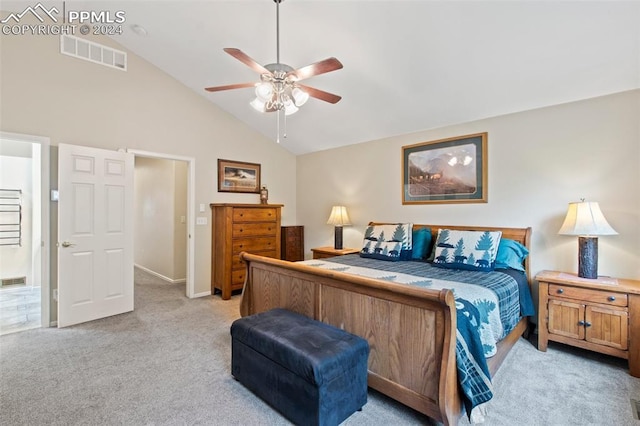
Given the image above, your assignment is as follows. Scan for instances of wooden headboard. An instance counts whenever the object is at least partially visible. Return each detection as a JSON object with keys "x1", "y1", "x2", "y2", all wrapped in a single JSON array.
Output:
[{"x1": 369, "y1": 222, "x2": 533, "y2": 283}]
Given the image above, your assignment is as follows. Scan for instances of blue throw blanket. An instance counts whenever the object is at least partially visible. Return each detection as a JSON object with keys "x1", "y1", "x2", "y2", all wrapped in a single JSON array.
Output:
[{"x1": 301, "y1": 255, "x2": 534, "y2": 418}]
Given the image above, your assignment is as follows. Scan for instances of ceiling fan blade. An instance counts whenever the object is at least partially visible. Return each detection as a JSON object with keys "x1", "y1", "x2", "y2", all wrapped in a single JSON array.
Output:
[
  {"x1": 223, "y1": 48, "x2": 271, "y2": 75},
  {"x1": 287, "y1": 57, "x2": 343, "y2": 82},
  {"x1": 298, "y1": 84, "x2": 342, "y2": 104},
  {"x1": 205, "y1": 82, "x2": 256, "y2": 92}
]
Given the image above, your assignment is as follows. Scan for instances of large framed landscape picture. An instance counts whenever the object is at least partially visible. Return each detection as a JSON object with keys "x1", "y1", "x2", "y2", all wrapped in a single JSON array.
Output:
[
  {"x1": 402, "y1": 133, "x2": 488, "y2": 204},
  {"x1": 217, "y1": 159, "x2": 261, "y2": 193}
]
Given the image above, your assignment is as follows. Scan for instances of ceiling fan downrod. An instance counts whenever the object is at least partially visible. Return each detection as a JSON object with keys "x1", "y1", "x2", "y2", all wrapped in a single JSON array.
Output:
[{"x1": 275, "y1": 0, "x2": 282, "y2": 64}]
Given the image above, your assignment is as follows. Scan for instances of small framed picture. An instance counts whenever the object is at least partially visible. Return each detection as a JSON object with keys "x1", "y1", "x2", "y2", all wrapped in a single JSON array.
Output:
[
  {"x1": 402, "y1": 133, "x2": 488, "y2": 204},
  {"x1": 217, "y1": 159, "x2": 261, "y2": 193}
]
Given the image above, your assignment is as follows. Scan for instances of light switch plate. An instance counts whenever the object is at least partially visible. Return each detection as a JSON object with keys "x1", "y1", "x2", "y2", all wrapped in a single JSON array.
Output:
[{"x1": 196, "y1": 217, "x2": 207, "y2": 225}]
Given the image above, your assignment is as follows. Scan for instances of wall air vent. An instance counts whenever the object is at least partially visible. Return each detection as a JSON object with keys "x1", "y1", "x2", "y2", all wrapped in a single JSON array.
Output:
[
  {"x1": 60, "y1": 35, "x2": 127, "y2": 71},
  {"x1": 0, "y1": 277, "x2": 26, "y2": 287}
]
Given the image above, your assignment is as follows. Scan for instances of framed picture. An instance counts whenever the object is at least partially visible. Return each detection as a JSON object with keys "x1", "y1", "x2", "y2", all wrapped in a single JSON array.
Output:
[
  {"x1": 217, "y1": 159, "x2": 261, "y2": 193},
  {"x1": 402, "y1": 133, "x2": 487, "y2": 204}
]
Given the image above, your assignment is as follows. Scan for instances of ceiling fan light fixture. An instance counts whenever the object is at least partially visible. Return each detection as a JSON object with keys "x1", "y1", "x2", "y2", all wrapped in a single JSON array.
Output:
[
  {"x1": 255, "y1": 82, "x2": 273, "y2": 102},
  {"x1": 292, "y1": 87, "x2": 309, "y2": 106},
  {"x1": 283, "y1": 97, "x2": 299, "y2": 116},
  {"x1": 250, "y1": 98, "x2": 266, "y2": 112}
]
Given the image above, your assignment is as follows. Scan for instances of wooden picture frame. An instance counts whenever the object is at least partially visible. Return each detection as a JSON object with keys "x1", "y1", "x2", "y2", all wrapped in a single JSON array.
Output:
[
  {"x1": 402, "y1": 132, "x2": 488, "y2": 204},
  {"x1": 217, "y1": 159, "x2": 261, "y2": 193}
]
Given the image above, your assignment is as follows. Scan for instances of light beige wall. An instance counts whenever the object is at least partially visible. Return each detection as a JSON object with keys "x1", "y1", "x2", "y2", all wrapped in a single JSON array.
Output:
[
  {"x1": 0, "y1": 16, "x2": 297, "y2": 300},
  {"x1": 297, "y1": 90, "x2": 640, "y2": 280},
  {"x1": 134, "y1": 157, "x2": 179, "y2": 280}
]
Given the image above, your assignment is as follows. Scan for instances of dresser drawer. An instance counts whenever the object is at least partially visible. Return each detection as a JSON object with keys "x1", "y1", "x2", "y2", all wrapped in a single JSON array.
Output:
[
  {"x1": 233, "y1": 222, "x2": 277, "y2": 237},
  {"x1": 232, "y1": 269, "x2": 246, "y2": 286},
  {"x1": 232, "y1": 250, "x2": 278, "y2": 270},
  {"x1": 233, "y1": 208, "x2": 278, "y2": 222},
  {"x1": 233, "y1": 237, "x2": 277, "y2": 253},
  {"x1": 548, "y1": 284, "x2": 628, "y2": 307}
]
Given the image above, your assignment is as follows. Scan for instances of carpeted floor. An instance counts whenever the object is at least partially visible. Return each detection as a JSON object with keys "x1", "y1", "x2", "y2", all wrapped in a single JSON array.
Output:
[{"x1": 0, "y1": 268, "x2": 638, "y2": 425}]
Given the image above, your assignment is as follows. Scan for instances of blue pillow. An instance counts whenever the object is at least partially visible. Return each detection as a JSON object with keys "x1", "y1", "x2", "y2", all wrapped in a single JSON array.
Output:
[
  {"x1": 495, "y1": 239, "x2": 529, "y2": 272},
  {"x1": 411, "y1": 227, "x2": 432, "y2": 260}
]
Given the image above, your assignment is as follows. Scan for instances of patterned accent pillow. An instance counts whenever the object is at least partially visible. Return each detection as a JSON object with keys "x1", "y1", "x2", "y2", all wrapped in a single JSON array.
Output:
[
  {"x1": 432, "y1": 229, "x2": 502, "y2": 271},
  {"x1": 360, "y1": 223, "x2": 413, "y2": 261}
]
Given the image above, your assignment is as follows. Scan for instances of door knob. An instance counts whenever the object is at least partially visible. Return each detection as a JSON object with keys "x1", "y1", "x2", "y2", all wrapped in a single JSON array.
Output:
[{"x1": 61, "y1": 241, "x2": 75, "y2": 248}]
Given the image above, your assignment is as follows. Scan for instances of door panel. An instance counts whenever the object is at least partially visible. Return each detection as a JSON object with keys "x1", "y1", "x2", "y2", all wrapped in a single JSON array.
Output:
[
  {"x1": 548, "y1": 299, "x2": 584, "y2": 340},
  {"x1": 58, "y1": 143, "x2": 134, "y2": 327}
]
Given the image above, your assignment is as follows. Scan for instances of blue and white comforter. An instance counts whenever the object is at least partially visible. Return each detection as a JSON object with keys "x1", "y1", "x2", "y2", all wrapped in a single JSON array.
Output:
[{"x1": 300, "y1": 255, "x2": 534, "y2": 419}]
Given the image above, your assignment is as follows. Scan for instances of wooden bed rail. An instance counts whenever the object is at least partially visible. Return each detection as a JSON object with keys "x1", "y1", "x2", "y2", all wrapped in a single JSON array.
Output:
[{"x1": 239, "y1": 252, "x2": 461, "y2": 425}]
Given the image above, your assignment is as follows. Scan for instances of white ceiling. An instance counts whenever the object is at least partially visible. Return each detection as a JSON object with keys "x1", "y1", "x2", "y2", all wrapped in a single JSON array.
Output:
[{"x1": 4, "y1": 1, "x2": 640, "y2": 155}]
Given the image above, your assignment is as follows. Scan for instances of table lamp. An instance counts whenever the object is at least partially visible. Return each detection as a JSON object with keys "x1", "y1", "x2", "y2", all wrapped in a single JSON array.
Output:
[
  {"x1": 558, "y1": 200, "x2": 617, "y2": 279},
  {"x1": 326, "y1": 206, "x2": 351, "y2": 250}
]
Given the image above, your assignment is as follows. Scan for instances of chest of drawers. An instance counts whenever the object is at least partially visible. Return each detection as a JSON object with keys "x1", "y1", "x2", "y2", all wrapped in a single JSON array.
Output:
[
  {"x1": 281, "y1": 226, "x2": 304, "y2": 261},
  {"x1": 211, "y1": 204, "x2": 283, "y2": 299}
]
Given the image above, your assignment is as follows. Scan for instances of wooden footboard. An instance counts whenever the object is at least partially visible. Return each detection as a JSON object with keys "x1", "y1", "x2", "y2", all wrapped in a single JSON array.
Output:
[{"x1": 239, "y1": 252, "x2": 462, "y2": 425}]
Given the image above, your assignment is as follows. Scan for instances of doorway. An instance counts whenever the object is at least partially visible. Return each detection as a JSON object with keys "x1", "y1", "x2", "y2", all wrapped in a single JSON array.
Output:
[
  {"x1": 129, "y1": 150, "x2": 195, "y2": 298},
  {"x1": 0, "y1": 132, "x2": 50, "y2": 335}
]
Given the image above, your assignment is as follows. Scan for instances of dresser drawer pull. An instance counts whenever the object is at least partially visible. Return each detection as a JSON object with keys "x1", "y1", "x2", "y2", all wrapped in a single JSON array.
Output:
[
  {"x1": 557, "y1": 288, "x2": 564, "y2": 294},
  {"x1": 578, "y1": 320, "x2": 585, "y2": 326},
  {"x1": 607, "y1": 296, "x2": 616, "y2": 302},
  {"x1": 584, "y1": 321, "x2": 592, "y2": 328}
]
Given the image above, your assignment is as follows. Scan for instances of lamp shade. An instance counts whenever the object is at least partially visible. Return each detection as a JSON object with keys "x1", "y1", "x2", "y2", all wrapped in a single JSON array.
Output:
[
  {"x1": 558, "y1": 201, "x2": 617, "y2": 236},
  {"x1": 326, "y1": 206, "x2": 351, "y2": 226}
]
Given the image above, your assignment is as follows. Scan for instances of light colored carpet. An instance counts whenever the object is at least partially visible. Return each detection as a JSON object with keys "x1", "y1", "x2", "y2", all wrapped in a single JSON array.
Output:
[{"x1": 1, "y1": 268, "x2": 638, "y2": 425}]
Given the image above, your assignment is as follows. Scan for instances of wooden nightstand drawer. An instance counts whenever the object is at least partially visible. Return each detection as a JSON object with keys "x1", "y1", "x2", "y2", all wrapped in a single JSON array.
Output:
[
  {"x1": 232, "y1": 222, "x2": 277, "y2": 237},
  {"x1": 549, "y1": 284, "x2": 627, "y2": 307},
  {"x1": 233, "y1": 208, "x2": 278, "y2": 222}
]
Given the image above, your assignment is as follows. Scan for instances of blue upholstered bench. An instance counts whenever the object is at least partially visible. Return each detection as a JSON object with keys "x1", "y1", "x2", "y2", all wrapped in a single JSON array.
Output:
[{"x1": 230, "y1": 308, "x2": 370, "y2": 426}]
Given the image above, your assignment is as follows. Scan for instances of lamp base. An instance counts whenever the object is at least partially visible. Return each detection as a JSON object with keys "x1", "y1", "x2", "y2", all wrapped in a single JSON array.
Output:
[
  {"x1": 578, "y1": 236, "x2": 598, "y2": 279},
  {"x1": 334, "y1": 226, "x2": 343, "y2": 250}
]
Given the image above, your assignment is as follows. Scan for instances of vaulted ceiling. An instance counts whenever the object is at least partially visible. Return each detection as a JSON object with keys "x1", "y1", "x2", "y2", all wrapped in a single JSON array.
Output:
[{"x1": 4, "y1": 1, "x2": 639, "y2": 155}]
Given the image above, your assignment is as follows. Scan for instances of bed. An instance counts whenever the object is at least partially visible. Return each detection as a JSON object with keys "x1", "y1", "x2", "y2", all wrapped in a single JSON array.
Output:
[{"x1": 239, "y1": 223, "x2": 533, "y2": 425}]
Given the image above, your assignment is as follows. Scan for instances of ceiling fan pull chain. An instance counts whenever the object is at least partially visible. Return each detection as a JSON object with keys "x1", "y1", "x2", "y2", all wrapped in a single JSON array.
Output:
[
  {"x1": 283, "y1": 111, "x2": 288, "y2": 139},
  {"x1": 276, "y1": 109, "x2": 281, "y2": 143}
]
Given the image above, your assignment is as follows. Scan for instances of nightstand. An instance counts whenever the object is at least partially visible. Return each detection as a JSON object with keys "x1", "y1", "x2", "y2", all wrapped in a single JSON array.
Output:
[
  {"x1": 536, "y1": 270, "x2": 640, "y2": 377},
  {"x1": 311, "y1": 246, "x2": 360, "y2": 259}
]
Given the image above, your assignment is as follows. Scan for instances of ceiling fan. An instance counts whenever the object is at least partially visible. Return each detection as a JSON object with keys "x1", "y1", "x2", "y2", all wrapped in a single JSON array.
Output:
[{"x1": 204, "y1": 0, "x2": 343, "y2": 122}]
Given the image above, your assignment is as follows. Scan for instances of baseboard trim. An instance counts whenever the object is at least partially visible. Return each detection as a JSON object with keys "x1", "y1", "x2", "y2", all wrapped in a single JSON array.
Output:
[
  {"x1": 192, "y1": 291, "x2": 211, "y2": 298},
  {"x1": 134, "y1": 264, "x2": 186, "y2": 284}
]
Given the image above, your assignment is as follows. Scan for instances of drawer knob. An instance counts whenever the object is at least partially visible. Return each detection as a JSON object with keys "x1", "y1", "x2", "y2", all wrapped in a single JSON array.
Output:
[
  {"x1": 607, "y1": 296, "x2": 616, "y2": 302},
  {"x1": 557, "y1": 288, "x2": 564, "y2": 294},
  {"x1": 578, "y1": 320, "x2": 585, "y2": 326},
  {"x1": 585, "y1": 321, "x2": 592, "y2": 328}
]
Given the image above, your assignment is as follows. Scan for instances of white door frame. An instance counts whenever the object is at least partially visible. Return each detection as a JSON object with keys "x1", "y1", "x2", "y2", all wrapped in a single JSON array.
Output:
[
  {"x1": 127, "y1": 149, "x2": 195, "y2": 299},
  {"x1": 0, "y1": 131, "x2": 50, "y2": 327}
]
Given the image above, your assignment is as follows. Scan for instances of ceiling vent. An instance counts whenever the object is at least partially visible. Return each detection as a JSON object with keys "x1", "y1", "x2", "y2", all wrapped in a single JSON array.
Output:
[{"x1": 60, "y1": 35, "x2": 127, "y2": 71}]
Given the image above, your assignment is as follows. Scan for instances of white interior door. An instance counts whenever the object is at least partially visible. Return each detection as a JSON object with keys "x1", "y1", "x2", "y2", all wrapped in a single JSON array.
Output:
[{"x1": 58, "y1": 143, "x2": 134, "y2": 327}]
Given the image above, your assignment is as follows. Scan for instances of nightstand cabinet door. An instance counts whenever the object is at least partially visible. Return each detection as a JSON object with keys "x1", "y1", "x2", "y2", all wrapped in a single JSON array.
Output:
[
  {"x1": 548, "y1": 299, "x2": 585, "y2": 340},
  {"x1": 585, "y1": 305, "x2": 628, "y2": 350}
]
